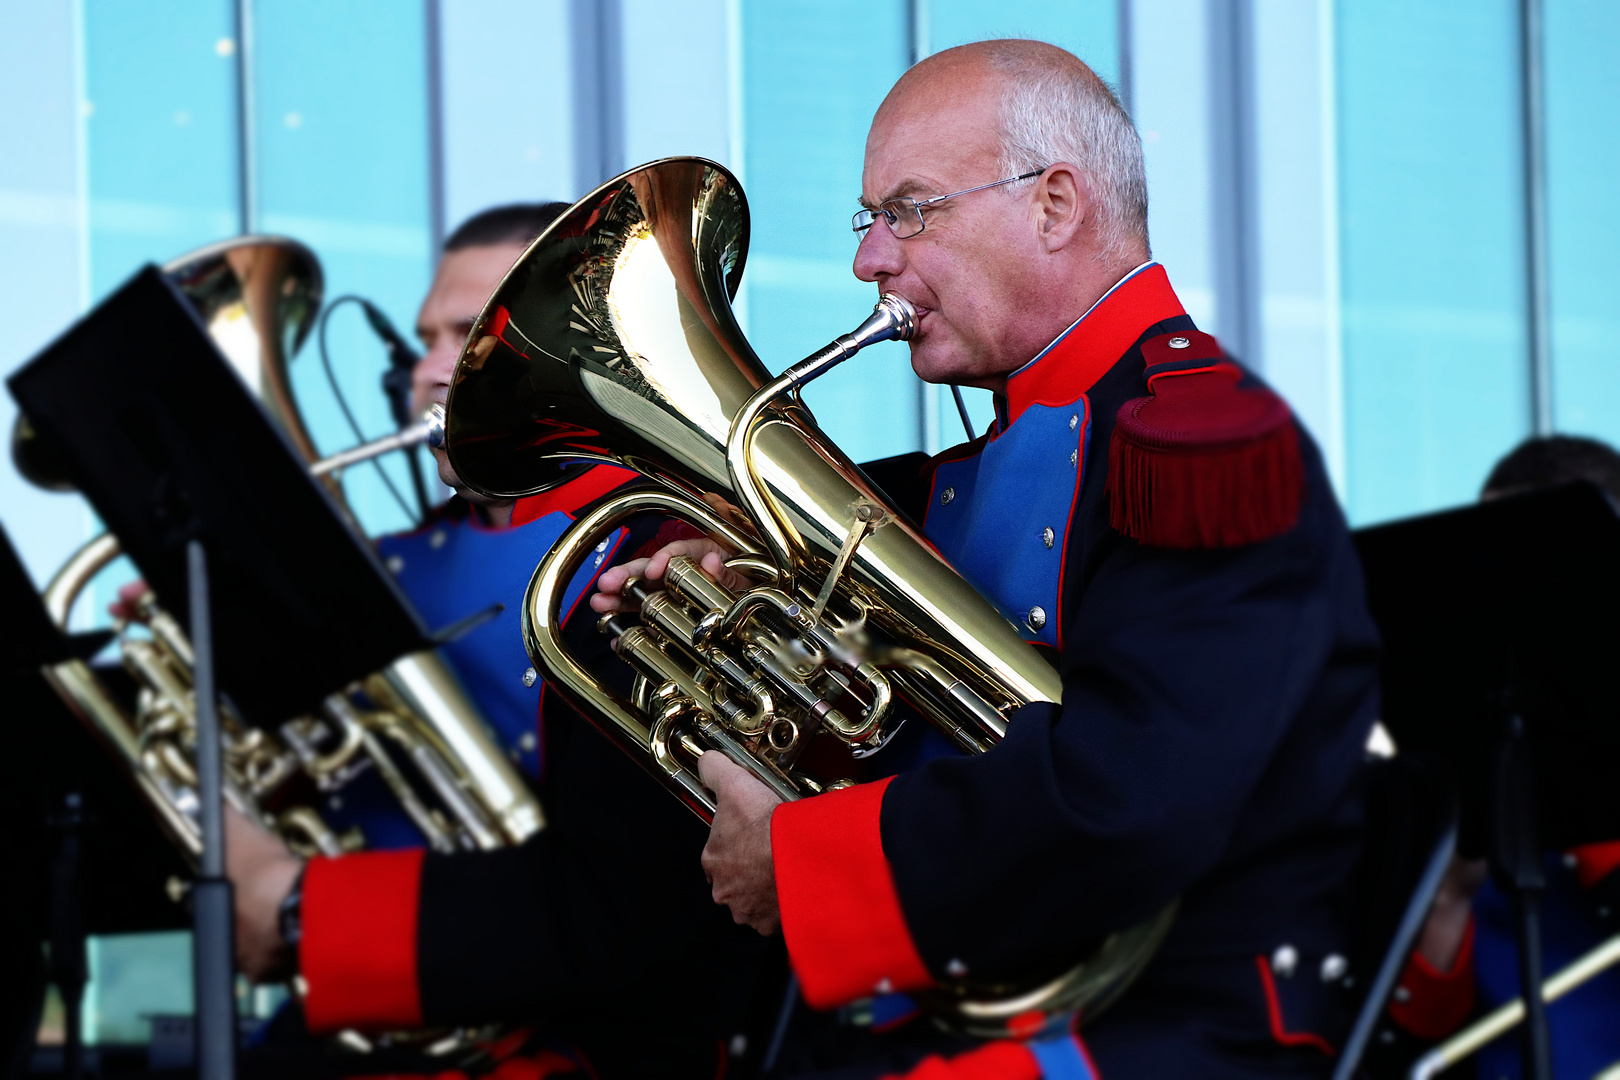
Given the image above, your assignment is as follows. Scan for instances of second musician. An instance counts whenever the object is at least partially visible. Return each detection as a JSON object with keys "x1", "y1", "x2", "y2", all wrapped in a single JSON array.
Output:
[{"x1": 226, "y1": 204, "x2": 778, "y2": 1078}]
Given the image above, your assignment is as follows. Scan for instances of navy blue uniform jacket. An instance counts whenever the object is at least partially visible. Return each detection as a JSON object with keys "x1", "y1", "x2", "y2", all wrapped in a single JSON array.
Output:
[{"x1": 770, "y1": 264, "x2": 1379, "y2": 1076}]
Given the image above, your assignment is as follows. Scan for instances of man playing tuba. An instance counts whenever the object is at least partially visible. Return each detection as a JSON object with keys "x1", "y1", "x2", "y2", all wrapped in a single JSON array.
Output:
[{"x1": 596, "y1": 40, "x2": 1379, "y2": 1078}]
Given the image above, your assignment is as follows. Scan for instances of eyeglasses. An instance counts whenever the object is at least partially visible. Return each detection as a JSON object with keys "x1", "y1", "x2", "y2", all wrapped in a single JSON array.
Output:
[{"x1": 851, "y1": 169, "x2": 1048, "y2": 240}]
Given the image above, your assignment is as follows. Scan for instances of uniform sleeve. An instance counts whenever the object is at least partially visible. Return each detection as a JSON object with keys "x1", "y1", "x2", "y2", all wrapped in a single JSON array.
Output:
[
  {"x1": 773, "y1": 454, "x2": 1376, "y2": 1004},
  {"x1": 1387, "y1": 919, "x2": 1476, "y2": 1041},
  {"x1": 1571, "y1": 840, "x2": 1620, "y2": 890},
  {"x1": 301, "y1": 848, "x2": 426, "y2": 1031}
]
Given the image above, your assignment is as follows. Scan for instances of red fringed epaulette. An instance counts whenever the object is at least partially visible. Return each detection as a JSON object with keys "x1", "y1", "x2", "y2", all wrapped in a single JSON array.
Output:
[{"x1": 1108, "y1": 330, "x2": 1304, "y2": 549}]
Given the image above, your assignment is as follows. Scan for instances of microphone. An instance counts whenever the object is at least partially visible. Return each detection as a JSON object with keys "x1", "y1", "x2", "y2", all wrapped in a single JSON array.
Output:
[
  {"x1": 360, "y1": 301, "x2": 422, "y2": 430},
  {"x1": 354, "y1": 299, "x2": 434, "y2": 519}
]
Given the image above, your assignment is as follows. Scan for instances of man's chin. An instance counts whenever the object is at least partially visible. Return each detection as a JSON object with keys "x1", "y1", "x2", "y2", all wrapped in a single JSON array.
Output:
[{"x1": 909, "y1": 344, "x2": 977, "y2": 387}]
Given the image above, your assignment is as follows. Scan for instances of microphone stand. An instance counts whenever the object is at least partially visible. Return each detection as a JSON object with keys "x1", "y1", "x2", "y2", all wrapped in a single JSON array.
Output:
[
  {"x1": 188, "y1": 540, "x2": 236, "y2": 1080},
  {"x1": 368, "y1": 301, "x2": 434, "y2": 523}
]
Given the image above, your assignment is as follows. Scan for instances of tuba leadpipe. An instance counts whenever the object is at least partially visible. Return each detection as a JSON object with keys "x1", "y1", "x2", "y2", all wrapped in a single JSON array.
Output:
[
  {"x1": 310, "y1": 403, "x2": 445, "y2": 476},
  {"x1": 443, "y1": 157, "x2": 1175, "y2": 1038}
]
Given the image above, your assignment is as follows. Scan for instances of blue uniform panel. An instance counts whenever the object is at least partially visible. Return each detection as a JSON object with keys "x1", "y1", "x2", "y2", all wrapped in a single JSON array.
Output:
[
  {"x1": 376, "y1": 511, "x2": 623, "y2": 780},
  {"x1": 310, "y1": 507, "x2": 623, "y2": 851},
  {"x1": 1472, "y1": 856, "x2": 1620, "y2": 1079},
  {"x1": 925, "y1": 402, "x2": 1089, "y2": 648}
]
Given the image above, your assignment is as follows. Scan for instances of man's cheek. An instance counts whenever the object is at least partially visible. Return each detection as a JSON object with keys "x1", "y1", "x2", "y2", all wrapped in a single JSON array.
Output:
[{"x1": 432, "y1": 449, "x2": 460, "y2": 489}]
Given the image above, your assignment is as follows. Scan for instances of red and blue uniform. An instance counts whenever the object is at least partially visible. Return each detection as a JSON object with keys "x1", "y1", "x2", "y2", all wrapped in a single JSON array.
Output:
[
  {"x1": 768, "y1": 263, "x2": 1379, "y2": 1078},
  {"x1": 287, "y1": 465, "x2": 775, "y2": 1078}
]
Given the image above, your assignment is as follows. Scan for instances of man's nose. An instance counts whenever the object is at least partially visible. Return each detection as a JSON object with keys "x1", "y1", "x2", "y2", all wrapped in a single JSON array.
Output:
[
  {"x1": 410, "y1": 344, "x2": 459, "y2": 411},
  {"x1": 852, "y1": 223, "x2": 903, "y2": 283}
]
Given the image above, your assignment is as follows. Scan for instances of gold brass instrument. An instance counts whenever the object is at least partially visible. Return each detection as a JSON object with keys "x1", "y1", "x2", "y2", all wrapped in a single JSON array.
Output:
[
  {"x1": 1409, "y1": 934, "x2": 1620, "y2": 1078},
  {"x1": 444, "y1": 157, "x2": 1174, "y2": 1036},
  {"x1": 21, "y1": 237, "x2": 542, "y2": 870}
]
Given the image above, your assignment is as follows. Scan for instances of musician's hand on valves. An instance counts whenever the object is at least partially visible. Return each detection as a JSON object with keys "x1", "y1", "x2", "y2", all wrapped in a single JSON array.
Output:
[
  {"x1": 590, "y1": 537, "x2": 749, "y2": 614},
  {"x1": 224, "y1": 805, "x2": 304, "y2": 982},
  {"x1": 697, "y1": 751, "x2": 782, "y2": 935}
]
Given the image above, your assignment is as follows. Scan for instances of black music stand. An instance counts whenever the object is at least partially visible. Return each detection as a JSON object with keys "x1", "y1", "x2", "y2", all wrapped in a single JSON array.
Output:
[
  {"x1": 1353, "y1": 482, "x2": 1620, "y2": 1080},
  {"x1": 8, "y1": 265, "x2": 433, "y2": 1080},
  {"x1": 1, "y1": 526, "x2": 88, "y2": 1080}
]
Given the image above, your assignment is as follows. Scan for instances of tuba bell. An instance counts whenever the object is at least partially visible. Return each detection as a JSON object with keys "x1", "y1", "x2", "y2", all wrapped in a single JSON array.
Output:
[
  {"x1": 20, "y1": 237, "x2": 542, "y2": 897},
  {"x1": 443, "y1": 157, "x2": 1173, "y2": 1037}
]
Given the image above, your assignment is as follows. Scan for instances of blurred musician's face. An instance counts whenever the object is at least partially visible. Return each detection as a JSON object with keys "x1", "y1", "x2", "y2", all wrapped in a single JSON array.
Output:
[
  {"x1": 852, "y1": 54, "x2": 1125, "y2": 395},
  {"x1": 413, "y1": 242, "x2": 525, "y2": 500}
]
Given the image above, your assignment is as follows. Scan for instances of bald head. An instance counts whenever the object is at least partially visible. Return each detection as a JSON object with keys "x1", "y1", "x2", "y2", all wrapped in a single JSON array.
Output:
[
  {"x1": 883, "y1": 40, "x2": 1102, "y2": 114},
  {"x1": 874, "y1": 40, "x2": 1147, "y2": 262},
  {"x1": 853, "y1": 40, "x2": 1149, "y2": 393}
]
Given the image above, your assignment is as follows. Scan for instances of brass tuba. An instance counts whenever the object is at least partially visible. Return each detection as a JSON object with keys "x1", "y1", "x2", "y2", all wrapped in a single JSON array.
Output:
[
  {"x1": 21, "y1": 235, "x2": 543, "y2": 874},
  {"x1": 444, "y1": 158, "x2": 1172, "y2": 1037}
]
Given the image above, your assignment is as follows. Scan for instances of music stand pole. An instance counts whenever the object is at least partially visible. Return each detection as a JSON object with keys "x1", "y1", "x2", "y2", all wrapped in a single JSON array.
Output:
[
  {"x1": 188, "y1": 540, "x2": 236, "y2": 1080},
  {"x1": 1492, "y1": 712, "x2": 1553, "y2": 1080},
  {"x1": 46, "y1": 791, "x2": 87, "y2": 1080}
]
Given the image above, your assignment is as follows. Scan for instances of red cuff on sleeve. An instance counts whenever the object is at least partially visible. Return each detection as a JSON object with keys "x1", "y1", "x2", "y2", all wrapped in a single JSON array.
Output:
[
  {"x1": 772, "y1": 776, "x2": 932, "y2": 1009},
  {"x1": 881, "y1": 1041, "x2": 1042, "y2": 1080},
  {"x1": 300, "y1": 848, "x2": 426, "y2": 1033},
  {"x1": 1571, "y1": 841, "x2": 1620, "y2": 890},
  {"x1": 1387, "y1": 917, "x2": 1476, "y2": 1041}
]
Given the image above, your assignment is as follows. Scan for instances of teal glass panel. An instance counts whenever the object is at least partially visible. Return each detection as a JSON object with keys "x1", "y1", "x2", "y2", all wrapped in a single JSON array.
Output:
[
  {"x1": 254, "y1": 1, "x2": 433, "y2": 537},
  {"x1": 77, "y1": 1, "x2": 239, "y2": 628},
  {"x1": 1336, "y1": 0, "x2": 1529, "y2": 524},
  {"x1": 737, "y1": 0, "x2": 919, "y2": 463},
  {"x1": 82, "y1": 932, "x2": 193, "y2": 1044},
  {"x1": 0, "y1": 1, "x2": 91, "y2": 590},
  {"x1": 924, "y1": 0, "x2": 1119, "y2": 88},
  {"x1": 440, "y1": 0, "x2": 573, "y2": 221},
  {"x1": 82, "y1": 0, "x2": 238, "y2": 300},
  {"x1": 1545, "y1": 0, "x2": 1620, "y2": 445}
]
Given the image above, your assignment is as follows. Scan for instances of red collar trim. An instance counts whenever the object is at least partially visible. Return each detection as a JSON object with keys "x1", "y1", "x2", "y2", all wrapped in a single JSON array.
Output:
[
  {"x1": 1004, "y1": 263, "x2": 1186, "y2": 426},
  {"x1": 508, "y1": 464, "x2": 638, "y2": 528}
]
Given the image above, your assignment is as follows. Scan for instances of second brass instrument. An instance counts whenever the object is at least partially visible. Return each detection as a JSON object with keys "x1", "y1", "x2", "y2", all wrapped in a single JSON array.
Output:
[
  {"x1": 22, "y1": 237, "x2": 541, "y2": 872},
  {"x1": 444, "y1": 157, "x2": 1173, "y2": 1036}
]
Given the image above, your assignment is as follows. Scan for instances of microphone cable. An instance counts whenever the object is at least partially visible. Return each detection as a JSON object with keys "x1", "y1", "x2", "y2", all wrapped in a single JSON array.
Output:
[{"x1": 316, "y1": 295, "x2": 426, "y2": 526}]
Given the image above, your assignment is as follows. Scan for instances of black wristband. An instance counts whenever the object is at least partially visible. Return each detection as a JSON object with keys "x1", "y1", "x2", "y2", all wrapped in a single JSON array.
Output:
[{"x1": 277, "y1": 865, "x2": 307, "y2": 955}]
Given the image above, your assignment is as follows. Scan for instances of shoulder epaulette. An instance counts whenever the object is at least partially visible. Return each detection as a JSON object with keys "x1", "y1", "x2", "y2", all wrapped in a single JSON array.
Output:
[{"x1": 1107, "y1": 330, "x2": 1304, "y2": 549}]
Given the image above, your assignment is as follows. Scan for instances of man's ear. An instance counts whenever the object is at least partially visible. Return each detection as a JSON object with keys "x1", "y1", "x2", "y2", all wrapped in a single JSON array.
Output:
[{"x1": 1035, "y1": 163, "x2": 1087, "y2": 253}]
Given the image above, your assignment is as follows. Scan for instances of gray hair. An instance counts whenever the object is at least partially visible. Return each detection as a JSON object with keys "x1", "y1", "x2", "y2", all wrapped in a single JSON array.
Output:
[{"x1": 980, "y1": 41, "x2": 1149, "y2": 261}]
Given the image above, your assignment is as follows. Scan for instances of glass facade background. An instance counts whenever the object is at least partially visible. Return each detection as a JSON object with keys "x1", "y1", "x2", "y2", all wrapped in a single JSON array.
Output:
[
  {"x1": 735, "y1": 1, "x2": 916, "y2": 463},
  {"x1": 255, "y1": 0, "x2": 435, "y2": 535},
  {"x1": 1337, "y1": 0, "x2": 1530, "y2": 523},
  {"x1": 1546, "y1": 0, "x2": 1620, "y2": 447},
  {"x1": 2, "y1": 0, "x2": 1616, "y2": 1049}
]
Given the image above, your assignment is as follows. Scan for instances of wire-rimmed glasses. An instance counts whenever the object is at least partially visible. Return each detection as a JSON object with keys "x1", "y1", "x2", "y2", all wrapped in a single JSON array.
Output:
[{"x1": 851, "y1": 169, "x2": 1048, "y2": 240}]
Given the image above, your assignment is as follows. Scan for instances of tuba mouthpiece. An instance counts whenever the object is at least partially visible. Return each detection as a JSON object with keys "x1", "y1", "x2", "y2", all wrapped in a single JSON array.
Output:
[
  {"x1": 845, "y1": 292, "x2": 918, "y2": 351},
  {"x1": 874, "y1": 292, "x2": 918, "y2": 340},
  {"x1": 424, "y1": 403, "x2": 446, "y2": 450}
]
